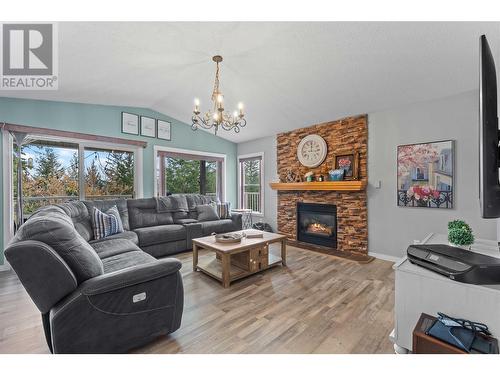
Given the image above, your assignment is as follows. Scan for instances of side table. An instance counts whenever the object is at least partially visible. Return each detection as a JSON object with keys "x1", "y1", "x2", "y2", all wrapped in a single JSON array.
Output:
[{"x1": 231, "y1": 208, "x2": 253, "y2": 229}]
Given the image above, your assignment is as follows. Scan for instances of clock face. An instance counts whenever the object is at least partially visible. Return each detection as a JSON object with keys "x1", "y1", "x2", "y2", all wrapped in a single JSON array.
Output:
[{"x1": 297, "y1": 135, "x2": 327, "y2": 168}]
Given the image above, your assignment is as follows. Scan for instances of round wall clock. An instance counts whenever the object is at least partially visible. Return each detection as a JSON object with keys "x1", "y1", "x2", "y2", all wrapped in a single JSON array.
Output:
[{"x1": 297, "y1": 134, "x2": 328, "y2": 168}]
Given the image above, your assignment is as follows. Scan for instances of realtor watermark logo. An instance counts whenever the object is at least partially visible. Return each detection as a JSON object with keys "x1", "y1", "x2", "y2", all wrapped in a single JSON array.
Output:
[{"x1": 1, "y1": 23, "x2": 58, "y2": 90}]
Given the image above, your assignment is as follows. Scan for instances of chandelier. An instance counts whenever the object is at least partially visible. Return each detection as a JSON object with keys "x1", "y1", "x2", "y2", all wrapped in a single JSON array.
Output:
[{"x1": 191, "y1": 55, "x2": 246, "y2": 135}]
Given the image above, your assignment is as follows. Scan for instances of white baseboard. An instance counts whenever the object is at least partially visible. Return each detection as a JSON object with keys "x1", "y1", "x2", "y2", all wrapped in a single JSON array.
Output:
[{"x1": 368, "y1": 251, "x2": 401, "y2": 263}]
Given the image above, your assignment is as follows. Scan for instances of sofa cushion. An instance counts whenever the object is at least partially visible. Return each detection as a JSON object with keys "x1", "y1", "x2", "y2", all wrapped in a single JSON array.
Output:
[
  {"x1": 83, "y1": 199, "x2": 130, "y2": 231},
  {"x1": 90, "y1": 238, "x2": 141, "y2": 260},
  {"x1": 184, "y1": 194, "x2": 214, "y2": 210},
  {"x1": 173, "y1": 218, "x2": 198, "y2": 225},
  {"x1": 14, "y1": 206, "x2": 103, "y2": 283},
  {"x1": 197, "y1": 204, "x2": 220, "y2": 222},
  {"x1": 91, "y1": 206, "x2": 124, "y2": 240},
  {"x1": 134, "y1": 224, "x2": 186, "y2": 247},
  {"x1": 89, "y1": 230, "x2": 139, "y2": 245},
  {"x1": 173, "y1": 211, "x2": 188, "y2": 220},
  {"x1": 199, "y1": 219, "x2": 235, "y2": 236},
  {"x1": 56, "y1": 201, "x2": 93, "y2": 242},
  {"x1": 211, "y1": 201, "x2": 231, "y2": 219},
  {"x1": 156, "y1": 195, "x2": 189, "y2": 213},
  {"x1": 101, "y1": 249, "x2": 156, "y2": 274},
  {"x1": 127, "y1": 198, "x2": 174, "y2": 229}
]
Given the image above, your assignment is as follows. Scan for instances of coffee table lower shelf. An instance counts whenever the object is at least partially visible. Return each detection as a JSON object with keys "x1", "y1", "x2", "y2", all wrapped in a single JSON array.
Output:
[{"x1": 196, "y1": 253, "x2": 283, "y2": 285}]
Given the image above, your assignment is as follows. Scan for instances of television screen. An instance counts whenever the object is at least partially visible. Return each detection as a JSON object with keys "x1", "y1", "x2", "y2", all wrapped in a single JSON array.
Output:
[{"x1": 479, "y1": 34, "x2": 500, "y2": 218}]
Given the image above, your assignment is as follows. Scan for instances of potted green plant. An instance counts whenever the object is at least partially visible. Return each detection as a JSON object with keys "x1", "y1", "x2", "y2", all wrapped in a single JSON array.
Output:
[{"x1": 447, "y1": 220, "x2": 474, "y2": 250}]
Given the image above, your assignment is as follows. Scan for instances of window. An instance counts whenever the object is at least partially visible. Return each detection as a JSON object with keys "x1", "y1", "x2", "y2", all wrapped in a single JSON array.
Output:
[
  {"x1": 11, "y1": 136, "x2": 139, "y2": 225},
  {"x1": 157, "y1": 150, "x2": 224, "y2": 201},
  {"x1": 84, "y1": 147, "x2": 134, "y2": 200},
  {"x1": 14, "y1": 140, "x2": 79, "y2": 221},
  {"x1": 239, "y1": 154, "x2": 263, "y2": 214}
]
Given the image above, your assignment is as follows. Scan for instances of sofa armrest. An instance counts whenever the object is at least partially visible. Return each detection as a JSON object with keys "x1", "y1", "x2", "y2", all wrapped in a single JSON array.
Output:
[
  {"x1": 5, "y1": 240, "x2": 78, "y2": 313},
  {"x1": 231, "y1": 213, "x2": 243, "y2": 230},
  {"x1": 80, "y1": 258, "x2": 182, "y2": 296},
  {"x1": 184, "y1": 222, "x2": 203, "y2": 249}
]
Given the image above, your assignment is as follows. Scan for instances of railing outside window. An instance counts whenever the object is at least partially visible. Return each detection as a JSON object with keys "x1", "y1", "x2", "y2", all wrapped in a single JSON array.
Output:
[{"x1": 243, "y1": 191, "x2": 261, "y2": 213}]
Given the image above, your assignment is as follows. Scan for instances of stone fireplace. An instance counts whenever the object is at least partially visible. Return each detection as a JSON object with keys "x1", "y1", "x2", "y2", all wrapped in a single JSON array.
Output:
[
  {"x1": 297, "y1": 202, "x2": 337, "y2": 249},
  {"x1": 276, "y1": 115, "x2": 368, "y2": 257}
]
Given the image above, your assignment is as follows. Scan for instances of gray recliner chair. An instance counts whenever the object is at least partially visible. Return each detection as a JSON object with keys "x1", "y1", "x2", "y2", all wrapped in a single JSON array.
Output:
[{"x1": 5, "y1": 205, "x2": 184, "y2": 354}]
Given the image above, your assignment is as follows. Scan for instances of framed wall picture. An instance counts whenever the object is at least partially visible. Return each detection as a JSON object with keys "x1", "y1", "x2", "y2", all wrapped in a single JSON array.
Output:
[
  {"x1": 397, "y1": 140, "x2": 454, "y2": 209},
  {"x1": 140, "y1": 116, "x2": 156, "y2": 138},
  {"x1": 121, "y1": 112, "x2": 139, "y2": 135},
  {"x1": 333, "y1": 152, "x2": 359, "y2": 180},
  {"x1": 157, "y1": 120, "x2": 171, "y2": 141}
]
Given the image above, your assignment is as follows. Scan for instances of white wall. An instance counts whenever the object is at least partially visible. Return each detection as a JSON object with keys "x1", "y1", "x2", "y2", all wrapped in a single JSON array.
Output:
[
  {"x1": 237, "y1": 136, "x2": 278, "y2": 231},
  {"x1": 368, "y1": 90, "x2": 497, "y2": 258},
  {"x1": 237, "y1": 90, "x2": 498, "y2": 258}
]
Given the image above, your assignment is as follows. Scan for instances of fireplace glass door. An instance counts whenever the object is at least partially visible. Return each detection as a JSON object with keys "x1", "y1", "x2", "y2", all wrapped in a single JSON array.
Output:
[{"x1": 297, "y1": 202, "x2": 337, "y2": 248}]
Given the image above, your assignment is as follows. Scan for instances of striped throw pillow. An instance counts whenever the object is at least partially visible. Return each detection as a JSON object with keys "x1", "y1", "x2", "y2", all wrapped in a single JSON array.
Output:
[
  {"x1": 211, "y1": 201, "x2": 231, "y2": 219},
  {"x1": 91, "y1": 205, "x2": 124, "y2": 240}
]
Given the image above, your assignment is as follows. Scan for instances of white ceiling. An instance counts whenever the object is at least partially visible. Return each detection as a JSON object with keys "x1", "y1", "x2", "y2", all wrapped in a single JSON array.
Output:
[{"x1": 2, "y1": 22, "x2": 500, "y2": 143}]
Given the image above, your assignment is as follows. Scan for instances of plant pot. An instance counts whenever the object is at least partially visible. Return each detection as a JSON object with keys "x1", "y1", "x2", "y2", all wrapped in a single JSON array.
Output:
[{"x1": 448, "y1": 241, "x2": 471, "y2": 250}]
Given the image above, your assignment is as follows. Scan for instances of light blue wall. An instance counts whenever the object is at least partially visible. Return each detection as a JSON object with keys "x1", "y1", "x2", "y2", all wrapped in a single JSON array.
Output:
[{"x1": 0, "y1": 97, "x2": 238, "y2": 265}]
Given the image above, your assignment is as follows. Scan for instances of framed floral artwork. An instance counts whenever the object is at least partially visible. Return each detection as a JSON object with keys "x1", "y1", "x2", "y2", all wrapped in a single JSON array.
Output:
[
  {"x1": 333, "y1": 152, "x2": 359, "y2": 180},
  {"x1": 397, "y1": 140, "x2": 454, "y2": 208}
]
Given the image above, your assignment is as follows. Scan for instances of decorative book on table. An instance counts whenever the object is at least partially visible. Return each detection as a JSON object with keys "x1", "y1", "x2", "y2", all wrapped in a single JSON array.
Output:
[{"x1": 244, "y1": 229, "x2": 264, "y2": 238}]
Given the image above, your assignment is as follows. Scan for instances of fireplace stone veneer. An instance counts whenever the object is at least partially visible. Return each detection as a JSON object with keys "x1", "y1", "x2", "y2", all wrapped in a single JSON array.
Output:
[{"x1": 276, "y1": 115, "x2": 368, "y2": 255}]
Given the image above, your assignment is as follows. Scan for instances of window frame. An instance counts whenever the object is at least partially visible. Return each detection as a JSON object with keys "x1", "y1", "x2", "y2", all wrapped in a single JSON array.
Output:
[
  {"x1": 238, "y1": 152, "x2": 264, "y2": 216},
  {"x1": 153, "y1": 145, "x2": 226, "y2": 202}
]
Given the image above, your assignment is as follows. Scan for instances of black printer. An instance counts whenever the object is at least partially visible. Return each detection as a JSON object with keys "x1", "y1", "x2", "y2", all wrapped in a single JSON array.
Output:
[{"x1": 407, "y1": 244, "x2": 500, "y2": 285}]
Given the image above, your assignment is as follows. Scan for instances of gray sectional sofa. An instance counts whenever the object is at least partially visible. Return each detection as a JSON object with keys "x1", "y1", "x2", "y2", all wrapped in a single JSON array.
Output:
[{"x1": 5, "y1": 194, "x2": 242, "y2": 353}]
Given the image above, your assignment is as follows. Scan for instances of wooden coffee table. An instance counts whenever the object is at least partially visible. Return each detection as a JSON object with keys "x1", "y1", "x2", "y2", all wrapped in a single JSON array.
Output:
[{"x1": 192, "y1": 230, "x2": 287, "y2": 288}]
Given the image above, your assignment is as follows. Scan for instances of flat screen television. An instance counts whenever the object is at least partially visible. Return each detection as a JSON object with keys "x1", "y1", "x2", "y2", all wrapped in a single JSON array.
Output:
[{"x1": 479, "y1": 34, "x2": 500, "y2": 218}]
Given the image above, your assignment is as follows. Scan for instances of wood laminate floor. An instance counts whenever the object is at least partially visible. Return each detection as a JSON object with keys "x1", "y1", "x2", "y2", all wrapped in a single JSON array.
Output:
[{"x1": 0, "y1": 245, "x2": 395, "y2": 354}]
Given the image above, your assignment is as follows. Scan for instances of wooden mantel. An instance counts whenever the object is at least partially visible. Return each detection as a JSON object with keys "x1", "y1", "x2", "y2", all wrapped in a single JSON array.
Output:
[{"x1": 269, "y1": 181, "x2": 366, "y2": 192}]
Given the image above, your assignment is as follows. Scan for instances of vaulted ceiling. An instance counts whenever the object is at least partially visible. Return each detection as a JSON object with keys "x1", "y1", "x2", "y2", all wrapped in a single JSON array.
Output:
[{"x1": 2, "y1": 22, "x2": 499, "y2": 143}]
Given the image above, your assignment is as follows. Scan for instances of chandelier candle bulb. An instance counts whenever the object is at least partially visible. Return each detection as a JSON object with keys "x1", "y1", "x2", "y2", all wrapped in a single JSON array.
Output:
[{"x1": 194, "y1": 98, "x2": 200, "y2": 114}]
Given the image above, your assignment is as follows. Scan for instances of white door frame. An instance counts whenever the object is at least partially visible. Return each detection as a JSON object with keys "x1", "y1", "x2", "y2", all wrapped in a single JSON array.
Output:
[{"x1": 1, "y1": 130, "x2": 13, "y2": 271}]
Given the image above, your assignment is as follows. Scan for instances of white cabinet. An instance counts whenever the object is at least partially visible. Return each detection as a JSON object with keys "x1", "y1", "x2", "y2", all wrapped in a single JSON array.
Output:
[{"x1": 391, "y1": 233, "x2": 500, "y2": 353}]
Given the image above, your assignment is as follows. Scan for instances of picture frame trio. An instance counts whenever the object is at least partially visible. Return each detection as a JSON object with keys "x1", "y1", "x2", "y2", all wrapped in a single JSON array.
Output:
[{"x1": 121, "y1": 112, "x2": 172, "y2": 141}]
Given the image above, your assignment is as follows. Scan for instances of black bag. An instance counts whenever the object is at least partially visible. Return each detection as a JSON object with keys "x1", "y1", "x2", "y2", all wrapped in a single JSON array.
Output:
[
  {"x1": 426, "y1": 312, "x2": 498, "y2": 353},
  {"x1": 252, "y1": 222, "x2": 273, "y2": 233}
]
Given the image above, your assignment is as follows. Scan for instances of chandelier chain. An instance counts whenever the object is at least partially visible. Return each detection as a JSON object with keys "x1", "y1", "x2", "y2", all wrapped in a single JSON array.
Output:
[{"x1": 211, "y1": 61, "x2": 220, "y2": 102}]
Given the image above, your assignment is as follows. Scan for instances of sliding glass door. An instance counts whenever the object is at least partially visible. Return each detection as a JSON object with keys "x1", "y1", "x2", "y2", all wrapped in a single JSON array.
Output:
[{"x1": 11, "y1": 137, "x2": 137, "y2": 226}]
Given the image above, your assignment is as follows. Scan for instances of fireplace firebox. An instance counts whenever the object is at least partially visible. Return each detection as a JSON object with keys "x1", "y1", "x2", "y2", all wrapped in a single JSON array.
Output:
[{"x1": 297, "y1": 202, "x2": 337, "y2": 249}]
